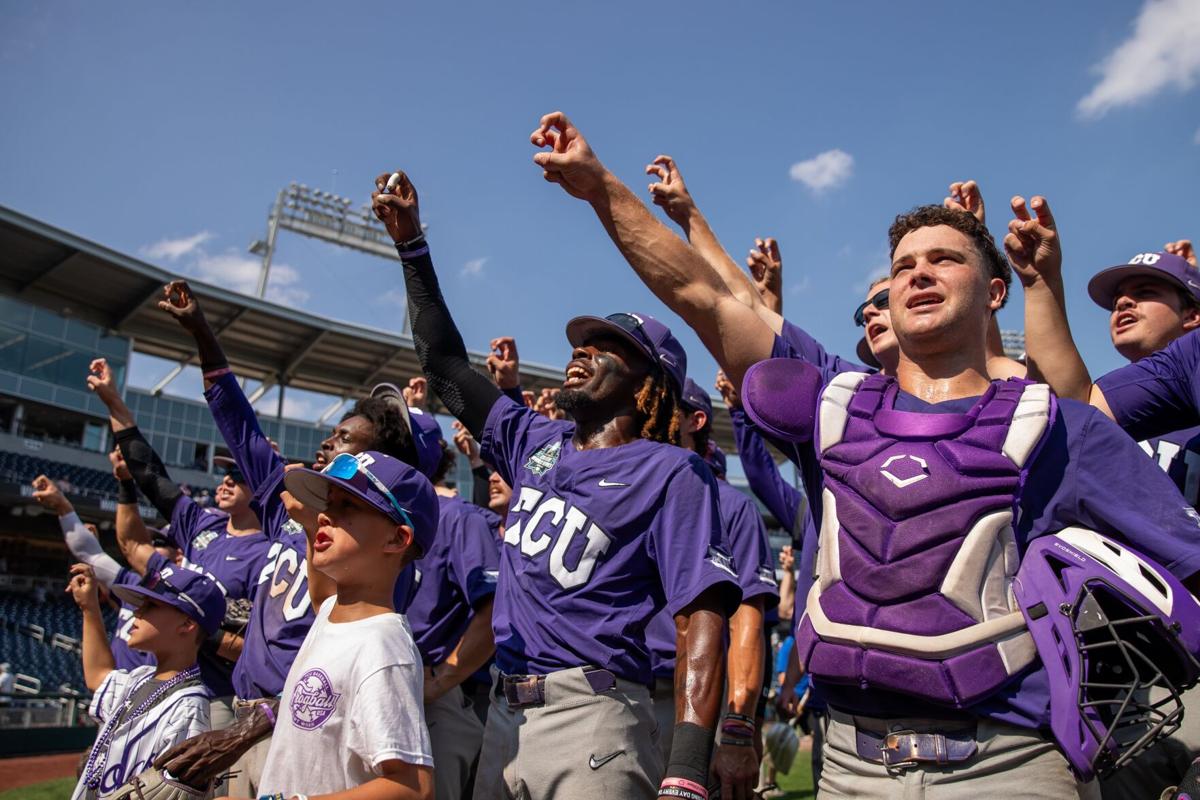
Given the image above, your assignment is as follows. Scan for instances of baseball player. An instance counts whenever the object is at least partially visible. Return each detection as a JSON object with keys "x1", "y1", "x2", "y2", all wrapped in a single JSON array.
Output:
[
  {"x1": 149, "y1": 279, "x2": 437, "y2": 797},
  {"x1": 67, "y1": 562, "x2": 223, "y2": 800},
  {"x1": 373, "y1": 168, "x2": 741, "y2": 800},
  {"x1": 646, "y1": 379, "x2": 780, "y2": 797},
  {"x1": 87, "y1": 356, "x2": 267, "y2": 740},
  {"x1": 531, "y1": 110, "x2": 1200, "y2": 795},
  {"x1": 403, "y1": 405, "x2": 502, "y2": 799},
  {"x1": 1007, "y1": 210, "x2": 1200, "y2": 796}
]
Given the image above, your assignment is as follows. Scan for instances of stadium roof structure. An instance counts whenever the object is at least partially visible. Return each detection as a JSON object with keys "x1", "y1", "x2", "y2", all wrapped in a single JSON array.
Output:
[{"x1": 0, "y1": 204, "x2": 739, "y2": 453}]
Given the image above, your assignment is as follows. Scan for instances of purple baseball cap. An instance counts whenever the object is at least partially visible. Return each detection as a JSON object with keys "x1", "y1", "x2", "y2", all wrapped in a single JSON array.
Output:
[
  {"x1": 705, "y1": 442, "x2": 727, "y2": 477},
  {"x1": 111, "y1": 566, "x2": 226, "y2": 635},
  {"x1": 369, "y1": 383, "x2": 442, "y2": 479},
  {"x1": 565, "y1": 312, "x2": 687, "y2": 394},
  {"x1": 1087, "y1": 251, "x2": 1200, "y2": 310},
  {"x1": 283, "y1": 450, "x2": 440, "y2": 556},
  {"x1": 740, "y1": 358, "x2": 823, "y2": 444},
  {"x1": 681, "y1": 378, "x2": 714, "y2": 418}
]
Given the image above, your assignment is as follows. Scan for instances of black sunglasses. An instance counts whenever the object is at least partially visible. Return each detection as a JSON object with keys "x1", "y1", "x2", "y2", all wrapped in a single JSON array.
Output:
[
  {"x1": 853, "y1": 288, "x2": 890, "y2": 327},
  {"x1": 604, "y1": 312, "x2": 661, "y2": 368}
]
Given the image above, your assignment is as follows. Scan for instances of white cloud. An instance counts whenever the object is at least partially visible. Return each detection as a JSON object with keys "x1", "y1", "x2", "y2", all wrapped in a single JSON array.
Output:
[
  {"x1": 188, "y1": 251, "x2": 310, "y2": 306},
  {"x1": 141, "y1": 231, "x2": 214, "y2": 261},
  {"x1": 372, "y1": 288, "x2": 407, "y2": 307},
  {"x1": 461, "y1": 257, "x2": 488, "y2": 278},
  {"x1": 789, "y1": 149, "x2": 854, "y2": 192},
  {"x1": 1077, "y1": 0, "x2": 1200, "y2": 118},
  {"x1": 787, "y1": 275, "x2": 812, "y2": 295}
]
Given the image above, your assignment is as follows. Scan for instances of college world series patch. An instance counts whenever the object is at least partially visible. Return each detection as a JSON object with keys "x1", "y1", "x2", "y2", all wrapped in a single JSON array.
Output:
[
  {"x1": 524, "y1": 440, "x2": 562, "y2": 476},
  {"x1": 191, "y1": 530, "x2": 219, "y2": 550},
  {"x1": 290, "y1": 668, "x2": 341, "y2": 730}
]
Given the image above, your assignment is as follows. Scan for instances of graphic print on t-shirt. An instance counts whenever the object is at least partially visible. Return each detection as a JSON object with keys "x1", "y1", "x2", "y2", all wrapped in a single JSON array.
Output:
[{"x1": 289, "y1": 668, "x2": 340, "y2": 730}]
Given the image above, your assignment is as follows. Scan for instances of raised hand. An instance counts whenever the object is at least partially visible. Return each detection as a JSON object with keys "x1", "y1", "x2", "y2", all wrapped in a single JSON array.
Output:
[
  {"x1": 521, "y1": 390, "x2": 536, "y2": 409},
  {"x1": 157, "y1": 280, "x2": 209, "y2": 333},
  {"x1": 107, "y1": 449, "x2": 133, "y2": 481},
  {"x1": 944, "y1": 180, "x2": 985, "y2": 224},
  {"x1": 714, "y1": 370, "x2": 741, "y2": 410},
  {"x1": 86, "y1": 358, "x2": 121, "y2": 406},
  {"x1": 644, "y1": 155, "x2": 696, "y2": 227},
  {"x1": 1004, "y1": 195, "x2": 1061, "y2": 289},
  {"x1": 370, "y1": 170, "x2": 422, "y2": 244},
  {"x1": 535, "y1": 387, "x2": 564, "y2": 420},
  {"x1": 530, "y1": 112, "x2": 607, "y2": 202},
  {"x1": 32, "y1": 474, "x2": 72, "y2": 516},
  {"x1": 486, "y1": 337, "x2": 521, "y2": 390},
  {"x1": 747, "y1": 238, "x2": 783, "y2": 314},
  {"x1": 451, "y1": 420, "x2": 482, "y2": 467},
  {"x1": 778, "y1": 544, "x2": 795, "y2": 573},
  {"x1": 1165, "y1": 239, "x2": 1196, "y2": 267},
  {"x1": 402, "y1": 376, "x2": 428, "y2": 410},
  {"x1": 66, "y1": 563, "x2": 99, "y2": 610}
]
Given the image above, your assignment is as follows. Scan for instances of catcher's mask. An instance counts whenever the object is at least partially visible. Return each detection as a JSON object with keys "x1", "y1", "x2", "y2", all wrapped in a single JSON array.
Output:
[{"x1": 1013, "y1": 528, "x2": 1200, "y2": 781}]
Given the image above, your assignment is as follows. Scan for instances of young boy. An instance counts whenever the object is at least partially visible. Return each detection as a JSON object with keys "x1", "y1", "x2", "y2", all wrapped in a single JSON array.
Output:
[
  {"x1": 68, "y1": 562, "x2": 225, "y2": 800},
  {"x1": 247, "y1": 450, "x2": 439, "y2": 800}
]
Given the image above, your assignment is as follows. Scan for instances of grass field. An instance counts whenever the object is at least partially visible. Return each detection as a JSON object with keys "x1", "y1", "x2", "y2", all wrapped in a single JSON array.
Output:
[{"x1": 0, "y1": 763, "x2": 815, "y2": 799}]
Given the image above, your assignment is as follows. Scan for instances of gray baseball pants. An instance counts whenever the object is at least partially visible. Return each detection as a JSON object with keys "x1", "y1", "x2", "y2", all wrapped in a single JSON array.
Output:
[
  {"x1": 472, "y1": 666, "x2": 663, "y2": 799},
  {"x1": 426, "y1": 684, "x2": 485, "y2": 800},
  {"x1": 1100, "y1": 684, "x2": 1200, "y2": 800},
  {"x1": 818, "y1": 708, "x2": 1099, "y2": 799}
]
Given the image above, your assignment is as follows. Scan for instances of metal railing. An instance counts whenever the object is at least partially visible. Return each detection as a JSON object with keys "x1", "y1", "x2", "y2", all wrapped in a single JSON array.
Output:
[{"x1": 0, "y1": 691, "x2": 94, "y2": 729}]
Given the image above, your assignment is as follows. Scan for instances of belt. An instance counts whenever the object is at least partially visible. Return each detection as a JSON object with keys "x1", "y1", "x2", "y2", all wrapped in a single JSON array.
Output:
[
  {"x1": 854, "y1": 727, "x2": 978, "y2": 769},
  {"x1": 498, "y1": 667, "x2": 617, "y2": 709}
]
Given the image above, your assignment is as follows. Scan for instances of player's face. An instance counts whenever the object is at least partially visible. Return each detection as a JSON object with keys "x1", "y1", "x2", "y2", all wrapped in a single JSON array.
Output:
[
  {"x1": 676, "y1": 408, "x2": 707, "y2": 452},
  {"x1": 214, "y1": 475, "x2": 252, "y2": 513},
  {"x1": 861, "y1": 279, "x2": 897, "y2": 367},
  {"x1": 889, "y1": 225, "x2": 1002, "y2": 356},
  {"x1": 1109, "y1": 277, "x2": 1200, "y2": 362},
  {"x1": 128, "y1": 599, "x2": 193, "y2": 650},
  {"x1": 487, "y1": 471, "x2": 512, "y2": 517},
  {"x1": 315, "y1": 415, "x2": 376, "y2": 469},
  {"x1": 311, "y1": 486, "x2": 410, "y2": 577},
  {"x1": 557, "y1": 334, "x2": 652, "y2": 416}
]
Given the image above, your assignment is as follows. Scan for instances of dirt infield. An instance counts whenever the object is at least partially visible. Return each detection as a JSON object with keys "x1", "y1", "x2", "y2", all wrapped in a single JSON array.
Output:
[{"x1": 0, "y1": 751, "x2": 84, "y2": 792}]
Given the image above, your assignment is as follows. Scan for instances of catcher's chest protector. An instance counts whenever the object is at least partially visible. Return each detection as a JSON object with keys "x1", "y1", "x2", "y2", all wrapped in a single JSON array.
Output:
[{"x1": 794, "y1": 372, "x2": 1055, "y2": 707}]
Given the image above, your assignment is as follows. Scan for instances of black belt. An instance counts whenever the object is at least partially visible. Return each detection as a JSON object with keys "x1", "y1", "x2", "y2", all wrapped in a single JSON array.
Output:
[
  {"x1": 498, "y1": 667, "x2": 617, "y2": 709},
  {"x1": 854, "y1": 726, "x2": 978, "y2": 769}
]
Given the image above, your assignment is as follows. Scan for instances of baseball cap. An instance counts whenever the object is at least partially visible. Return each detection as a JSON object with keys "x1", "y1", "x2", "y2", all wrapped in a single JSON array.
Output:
[
  {"x1": 855, "y1": 337, "x2": 882, "y2": 370},
  {"x1": 111, "y1": 567, "x2": 226, "y2": 635},
  {"x1": 680, "y1": 378, "x2": 713, "y2": 418},
  {"x1": 212, "y1": 455, "x2": 246, "y2": 485},
  {"x1": 283, "y1": 450, "x2": 440, "y2": 557},
  {"x1": 1087, "y1": 252, "x2": 1200, "y2": 310},
  {"x1": 565, "y1": 312, "x2": 687, "y2": 394},
  {"x1": 705, "y1": 443, "x2": 728, "y2": 477},
  {"x1": 369, "y1": 383, "x2": 442, "y2": 479}
]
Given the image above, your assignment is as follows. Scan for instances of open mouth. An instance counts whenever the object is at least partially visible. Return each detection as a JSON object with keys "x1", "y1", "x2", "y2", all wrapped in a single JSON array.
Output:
[
  {"x1": 1113, "y1": 312, "x2": 1139, "y2": 334},
  {"x1": 313, "y1": 452, "x2": 328, "y2": 468},
  {"x1": 314, "y1": 530, "x2": 334, "y2": 553},
  {"x1": 906, "y1": 292, "x2": 943, "y2": 311},
  {"x1": 867, "y1": 322, "x2": 889, "y2": 342},
  {"x1": 563, "y1": 360, "x2": 592, "y2": 389}
]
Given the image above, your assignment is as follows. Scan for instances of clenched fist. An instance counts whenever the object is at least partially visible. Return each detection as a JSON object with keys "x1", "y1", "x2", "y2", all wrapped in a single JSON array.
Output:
[
  {"x1": 530, "y1": 112, "x2": 608, "y2": 202},
  {"x1": 371, "y1": 170, "x2": 422, "y2": 244}
]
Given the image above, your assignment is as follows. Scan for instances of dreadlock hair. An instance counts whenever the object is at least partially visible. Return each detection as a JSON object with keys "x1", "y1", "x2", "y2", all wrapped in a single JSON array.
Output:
[
  {"x1": 888, "y1": 204, "x2": 1013, "y2": 309},
  {"x1": 342, "y1": 396, "x2": 419, "y2": 467},
  {"x1": 432, "y1": 439, "x2": 456, "y2": 487},
  {"x1": 633, "y1": 369, "x2": 683, "y2": 446}
]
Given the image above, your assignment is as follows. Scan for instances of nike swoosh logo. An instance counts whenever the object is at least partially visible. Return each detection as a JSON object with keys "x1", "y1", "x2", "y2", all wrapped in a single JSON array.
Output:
[
  {"x1": 597, "y1": 479, "x2": 628, "y2": 488},
  {"x1": 225, "y1": 556, "x2": 241, "y2": 561},
  {"x1": 589, "y1": 750, "x2": 624, "y2": 769}
]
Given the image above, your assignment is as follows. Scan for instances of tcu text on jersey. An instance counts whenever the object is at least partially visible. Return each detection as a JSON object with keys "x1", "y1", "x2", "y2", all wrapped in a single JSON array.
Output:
[
  {"x1": 503, "y1": 487, "x2": 613, "y2": 589},
  {"x1": 257, "y1": 522, "x2": 312, "y2": 622}
]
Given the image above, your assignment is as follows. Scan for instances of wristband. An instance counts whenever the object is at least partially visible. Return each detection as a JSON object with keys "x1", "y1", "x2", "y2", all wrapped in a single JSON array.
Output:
[
  {"x1": 724, "y1": 712, "x2": 755, "y2": 725},
  {"x1": 664, "y1": 722, "x2": 713, "y2": 790},
  {"x1": 116, "y1": 479, "x2": 139, "y2": 505},
  {"x1": 259, "y1": 701, "x2": 276, "y2": 726},
  {"x1": 719, "y1": 736, "x2": 755, "y2": 747},
  {"x1": 257, "y1": 795, "x2": 285, "y2": 800},
  {"x1": 202, "y1": 366, "x2": 232, "y2": 380},
  {"x1": 394, "y1": 235, "x2": 429, "y2": 260},
  {"x1": 658, "y1": 777, "x2": 707, "y2": 800}
]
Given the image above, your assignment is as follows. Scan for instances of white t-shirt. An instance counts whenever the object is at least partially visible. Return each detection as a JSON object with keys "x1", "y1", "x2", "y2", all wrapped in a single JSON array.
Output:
[
  {"x1": 70, "y1": 665, "x2": 211, "y2": 800},
  {"x1": 258, "y1": 596, "x2": 433, "y2": 796}
]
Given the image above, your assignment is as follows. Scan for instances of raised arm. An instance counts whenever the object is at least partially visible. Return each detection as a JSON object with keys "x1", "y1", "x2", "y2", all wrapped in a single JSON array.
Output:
[
  {"x1": 531, "y1": 112, "x2": 775, "y2": 389},
  {"x1": 108, "y1": 450, "x2": 158, "y2": 576},
  {"x1": 746, "y1": 237, "x2": 784, "y2": 317},
  {"x1": 67, "y1": 563, "x2": 115, "y2": 691},
  {"x1": 31, "y1": 476, "x2": 123, "y2": 586},
  {"x1": 370, "y1": 170, "x2": 501, "y2": 439}
]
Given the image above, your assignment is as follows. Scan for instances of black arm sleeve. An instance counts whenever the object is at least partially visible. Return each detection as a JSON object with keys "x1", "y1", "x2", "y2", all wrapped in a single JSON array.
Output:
[
  {"x1": 401, "y1": 247, "x2": 501, "y2": 438},
  {"x1": 471, "y1": 464, "x2": 492, "y2": 511},
  {"x1": 114, "y1": 427, "x2": 182, "y2": 521}
]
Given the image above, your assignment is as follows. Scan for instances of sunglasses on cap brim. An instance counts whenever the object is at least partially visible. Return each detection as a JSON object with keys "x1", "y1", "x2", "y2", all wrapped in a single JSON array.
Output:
[
  {"x1": 322, "y1": 453, "x2": 416, "y2": 531},
  {"x1": 853, "y1": 288, "x2": 890, "y2": 327},
  {"x1": 602, "y1": 312, "x2": 663, "y2": 368}
]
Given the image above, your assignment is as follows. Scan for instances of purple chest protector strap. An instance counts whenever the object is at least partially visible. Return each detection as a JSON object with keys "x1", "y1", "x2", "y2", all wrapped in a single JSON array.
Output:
[{"x1": 795, "y1": 371, "x2": 1056, "y2": 708}]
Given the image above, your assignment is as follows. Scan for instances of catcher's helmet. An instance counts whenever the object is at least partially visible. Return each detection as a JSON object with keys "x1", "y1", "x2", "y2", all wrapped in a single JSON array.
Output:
[
  {"x1": 1013, "y1": 528, "x2": 1200, "y2": 781},
  {"x1": 763, "y1": 721, "x2": 800, "y2": 775}
]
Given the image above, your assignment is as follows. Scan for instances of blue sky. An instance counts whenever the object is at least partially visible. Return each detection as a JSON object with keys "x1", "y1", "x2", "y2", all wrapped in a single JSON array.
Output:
[{"x1": 2, "y1": 0, "x2": 1199, "y2": 425}]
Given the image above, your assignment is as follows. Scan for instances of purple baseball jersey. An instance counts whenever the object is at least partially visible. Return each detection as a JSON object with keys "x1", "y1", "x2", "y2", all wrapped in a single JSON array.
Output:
[
  {"x1": 648, "y1": 474, "x2": 780, "y2": 675},
  {"x1": 815, "y1": 390, "x2": 1200, "y2": 728},
  {"x1": 406, "y1": 494, "x2": 501, "y2": 666},
  {"x1": 109, "y1": 551, "x2": 169, "y2": 671},
  {"x1": 1097, "y1": 329, "x2": 1200, "y2": 508},
  {"x1": 205, "y1": 373, "x2": 316, "y2": 700},
  {"x1": 479, "y1": 396, "x2": 741, "y2": 684}
]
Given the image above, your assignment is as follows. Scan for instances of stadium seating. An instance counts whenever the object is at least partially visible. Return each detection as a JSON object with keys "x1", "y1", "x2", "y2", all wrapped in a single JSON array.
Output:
[
  {"x1": 0, "y1": 594, "x2": 118, "y2": 693},
  {"x1": 0, "y1": 449, "x2": 120, "y2": 503}
]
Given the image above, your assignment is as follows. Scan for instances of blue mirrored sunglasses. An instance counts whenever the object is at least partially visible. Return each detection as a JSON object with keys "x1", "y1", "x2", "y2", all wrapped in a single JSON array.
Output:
[
  {"x1": 853, "y1": 288, "x2": 890, "y2": 327},
  {"x1": 322, "y1": 453, "x2": 415, "y2": 530}
]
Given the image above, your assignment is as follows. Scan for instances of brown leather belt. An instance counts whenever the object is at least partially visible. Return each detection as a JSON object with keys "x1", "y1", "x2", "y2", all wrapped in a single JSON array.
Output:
[
  {"x1": 498, "y1": 668, "x2": 617, "y2": 709},
  {"x1": 854, "y1": 726, "x2": 978, "y2": 769}
]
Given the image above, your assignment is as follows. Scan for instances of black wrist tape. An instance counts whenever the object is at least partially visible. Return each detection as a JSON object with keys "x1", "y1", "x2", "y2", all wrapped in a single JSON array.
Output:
[
  {"x1": 199, "y1": 358, "x2": 229, "y2": 374},
  {"x1": 117, "y1": 479, "x2": 139, "y2": 506},
  {"x1": 664, "y1": 722, "x2": 713, "y2": 787}
]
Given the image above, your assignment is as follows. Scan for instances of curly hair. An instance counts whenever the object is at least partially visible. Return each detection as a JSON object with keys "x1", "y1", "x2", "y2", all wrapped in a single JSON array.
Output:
[
  {"x1": 633, "y1": 371, "x2": 682, "y2": 446},
  {"x1": 342, "y1": 397, "x2": 419, "y2": 467},
  {"x1": 432, "y1": 440, "x2": 456, "y2": 486},
  {"x1": 888, "y1": 205, "x2": 1012, "y2": 308}
]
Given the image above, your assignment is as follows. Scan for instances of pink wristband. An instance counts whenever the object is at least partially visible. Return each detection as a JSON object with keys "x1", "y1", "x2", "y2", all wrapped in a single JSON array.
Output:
[
  {"x1": 203, "y1": 367, "x2": 232, "y2": 380},
  {"x1": 659, "y1": 777, "x2": 708, "y2": 798},
  {"x1": 258, "y1": 702, "x2": 276, "y2": 725}
]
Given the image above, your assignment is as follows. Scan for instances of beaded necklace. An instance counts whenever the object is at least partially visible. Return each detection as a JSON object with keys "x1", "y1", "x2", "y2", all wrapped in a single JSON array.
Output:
[{"x1": 82, "y1": 665, "x2": 201, "y2": 791}]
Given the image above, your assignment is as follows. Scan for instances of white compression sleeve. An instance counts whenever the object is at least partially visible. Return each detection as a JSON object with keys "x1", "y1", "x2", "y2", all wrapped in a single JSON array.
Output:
[{"x1": 59, "y1": 512, "x2": 122, "y2": 587}]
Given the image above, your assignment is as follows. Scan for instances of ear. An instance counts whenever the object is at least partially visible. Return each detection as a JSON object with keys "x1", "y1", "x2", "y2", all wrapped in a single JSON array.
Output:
[
  {"x1": 1182, "y1": 306, "x2": 1200, "y2": 332},
  {"x1": 690, "y1": 409, "x2": 709, "y2": 435},
  {"x1": 987, "y1": 277, "x2": 1006, "y2": 312},
  {"x1": 382, "y1": 524, "x2": 415, "y2": 556}
]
